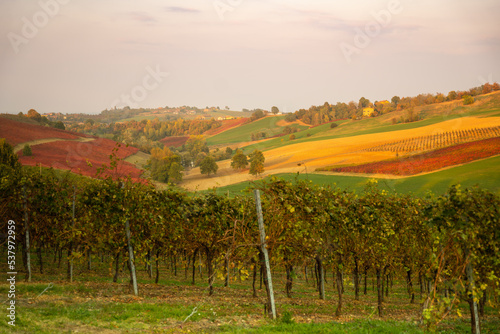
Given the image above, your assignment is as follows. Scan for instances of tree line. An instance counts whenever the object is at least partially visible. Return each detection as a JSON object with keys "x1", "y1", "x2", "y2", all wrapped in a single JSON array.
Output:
[{"x1": 287, "y1": 83, "x2": 500, "y2": 127}]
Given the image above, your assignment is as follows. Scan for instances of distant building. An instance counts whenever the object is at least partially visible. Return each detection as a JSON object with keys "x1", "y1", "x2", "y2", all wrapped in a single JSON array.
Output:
[{"x1": 363, "y1": 107, "x2": 375, "y2": 117}]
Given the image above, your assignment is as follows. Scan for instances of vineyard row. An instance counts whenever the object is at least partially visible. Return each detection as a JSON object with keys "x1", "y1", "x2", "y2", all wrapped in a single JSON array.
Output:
[
  {"x1": 362, "y1": 125, "x2": 500, "y2": 153},
  {"x1": 1, "y1": 170, "x2": 499, "y2": 329}
]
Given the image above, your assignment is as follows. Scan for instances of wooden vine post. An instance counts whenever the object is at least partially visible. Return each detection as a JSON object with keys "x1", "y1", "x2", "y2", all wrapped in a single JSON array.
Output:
[
  {"x1": 254, "y1": 189, "x2": 276, "y2": 320},
  {"x1": 125, "y1": 218, "x2": 138, "y2": 296},
  {"x1": 122, "y1": 183, "x2": 138, "y2": 296}
]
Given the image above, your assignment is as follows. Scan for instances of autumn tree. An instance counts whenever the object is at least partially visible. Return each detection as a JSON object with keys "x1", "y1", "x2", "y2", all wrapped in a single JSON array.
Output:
[
  {"x1": 249, "y1": 150, "x2": 265, "y2": 176},
  {"x1": 231, "y1": 149, "x2": 248, "y2": 170},
  {"x1": 271, "y1": 106, "x2": 280, "y2": 115},
  {"x1": 447, "y1": 91, "x2": 457, "y2": 101},
  {"x1": 27, "y1": 109, "x2": 42, "y2": 122},
  {"x1": 250, "y1": 110, "x2": 265, "y2": 121}
]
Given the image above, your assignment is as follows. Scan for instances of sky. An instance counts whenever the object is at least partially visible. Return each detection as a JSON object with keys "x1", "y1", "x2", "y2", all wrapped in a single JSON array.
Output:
[{"x1": 0, "y1": 0, "x2": 499, "y2": 115}]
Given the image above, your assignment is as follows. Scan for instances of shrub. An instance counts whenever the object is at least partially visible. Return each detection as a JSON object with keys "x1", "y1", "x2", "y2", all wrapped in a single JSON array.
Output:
[
  {"x1": 23, "y1": 144, "x2": 33, "y2": 156},
  {"x1": 463, "y1": 95, "x2": 474, "y2": 105}
]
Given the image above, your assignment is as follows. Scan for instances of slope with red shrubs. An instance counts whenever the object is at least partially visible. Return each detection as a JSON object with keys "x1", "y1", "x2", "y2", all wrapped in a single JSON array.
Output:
[
  {"x1": 160, "y1": 136, "x2": 189, "y2": 148},
  {"x1": 204, "y1": 118, "x2": 249, "y2": 136},
  {"x1": 325, "y1": 137, "x2": 500, "y2": 176},
  {"x1": 18, "y1": 138, "x2": 145, "y2": 182},
  {"x1": 0, "y1": 116, "x2": 90, "y2": 146}
]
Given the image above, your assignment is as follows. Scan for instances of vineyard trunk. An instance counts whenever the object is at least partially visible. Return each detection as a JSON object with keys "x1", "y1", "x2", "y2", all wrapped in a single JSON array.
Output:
[
  {"x1": 155, "y1": 250, "x2": 160, "y2": 284},
  {"x1": 38, "y1": 247, "x2": 43, "y2": 274},
  {"x1": 252, "y1": 257, "x2": 258, "y2": 298},
  {"x1": 206, "y1": 247, "x2": 214, "y2": 296},
  {"x1": 364, "y1": 266, "x2": 368, "y2": 295},
  {"x1": 335, "y1": 266, "x2": 343, "y2": 317},
  {"x1": 315, "y1": 256, "x2": 325, "y2": 300},
  {"x1": 113, "y1": 252, "x2": 120, "y2": 283},
  {"x1": 466, "y1": 260, "x2": 481, "y2": 334},
  {"x1": 285, "y1": 263, "x2": 293, "y2": 298},
  {"x1": 376, "y1": 268, "x2": 383, "y2": 317},
  {"x1": 353, "y1": 256, "x2": 359, "y2": 301},
  {"x1": 191, "y1": 248, "x2": 198, "y2": 285},
  {"x1": 23, "y1": 186, "x2": 31, "y2": 282}
]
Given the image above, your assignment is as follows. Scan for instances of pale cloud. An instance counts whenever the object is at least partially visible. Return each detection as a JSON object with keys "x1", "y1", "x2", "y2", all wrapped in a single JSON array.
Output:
[
  {"x1": 165, "y1": 6, "x2": 201, "y2": 14},
  {"x1": 128, "y1": 11, "x2": 158, "y2": 23}
]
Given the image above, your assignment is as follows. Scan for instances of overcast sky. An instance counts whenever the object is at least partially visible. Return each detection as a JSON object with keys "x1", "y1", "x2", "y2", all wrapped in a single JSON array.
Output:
[{"x1": 0, "y1": 0, "x2": 499, "y2": 115}]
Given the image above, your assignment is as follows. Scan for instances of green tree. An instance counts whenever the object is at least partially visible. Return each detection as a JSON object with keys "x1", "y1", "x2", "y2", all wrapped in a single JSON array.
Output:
[
  {"x1": 249, "y1": 150, "x2": 265, "y2": 176},
  {"x1": 168, "y1": 162, "x2": 184, "y2": 183},
  {"x1": 271, "y1": 106, "x2": 279, "y2": 114},
  {"x1": 23, "y1": 144, "x2": 32, "y2": 156},
  {"x1": 391, "y1": 96, "x2": 400, "y2": 107},
  {"x1": 53, "y1": 121, "x2": 65, "y2": 130},
  {"x1": 358, "y1": 97, "x2": 370, "y2": 109},
  {"x1": 0, "y1": 139, "x2": 21, "y2": 170},
  {"x1": 284, "y1": 113, "x2": 296, "y2": 122},
  {"x1": 231, "y1": 149, "x2": 248, "y2": 170},
  {"x1": 200, "y1": 155, "x2": 218, "y2": 176},
  {"x1": 186, "y1": 136, "x2": 208, "y2": 158}
]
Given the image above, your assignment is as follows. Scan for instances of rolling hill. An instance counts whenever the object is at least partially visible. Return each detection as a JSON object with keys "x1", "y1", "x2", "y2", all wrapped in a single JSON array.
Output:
[
  {"x1": 0, "y1": 115, "x2": 145, "y2": 182},
  {"x1": 183, "y1": 91, "x2": 500, "y2": 194}
]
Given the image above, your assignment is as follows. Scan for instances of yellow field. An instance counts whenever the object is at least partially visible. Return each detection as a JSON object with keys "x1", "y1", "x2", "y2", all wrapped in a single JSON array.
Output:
[{"x1": 181, "y1": 116, "x2": 500, "y2": 191}]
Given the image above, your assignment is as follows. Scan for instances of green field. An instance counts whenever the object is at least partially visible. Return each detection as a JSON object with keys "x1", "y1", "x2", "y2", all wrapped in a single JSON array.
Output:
[
  {"x1": 210, "y1": 155, "x2": 500, "y2": 197},
  {"x1": 206, "y1": 116, "x2": 308, "y2": 147}
]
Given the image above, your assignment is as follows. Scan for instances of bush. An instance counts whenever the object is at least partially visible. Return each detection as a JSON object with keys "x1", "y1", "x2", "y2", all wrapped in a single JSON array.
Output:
[
  {"x1": 23, "y1": 144, "x2": 33, "y2": 156},
  {"x1": 330, "y1": 122, "x2": 338, "y2": 129},
  {"x1": 53, "y1": 121, "x2": 65, "y2": 130},
  {"x1": 284, "y1": 113, "x2": 297, "y2": 122},
  {"x1": 463, "y1": 95, "x2": 474, "y2": 105},
  {"x1": 289, "y1": 134, "x2": 296, "y2": 140}
]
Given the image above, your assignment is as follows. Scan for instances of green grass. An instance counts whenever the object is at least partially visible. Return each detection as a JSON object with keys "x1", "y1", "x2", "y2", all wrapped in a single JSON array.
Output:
[
  {"x1": 1, "y1": 247, "x2": 498, "y2": 334},
  {"x1": 207, "y1": 116, "x2": 308, "y2": 147},
  {"x1": 211, "y1": 155, "x2": 500, "y2": 197},
  {"x1": 218, "y1": 320, "x2": 427, "y2": 333}
]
